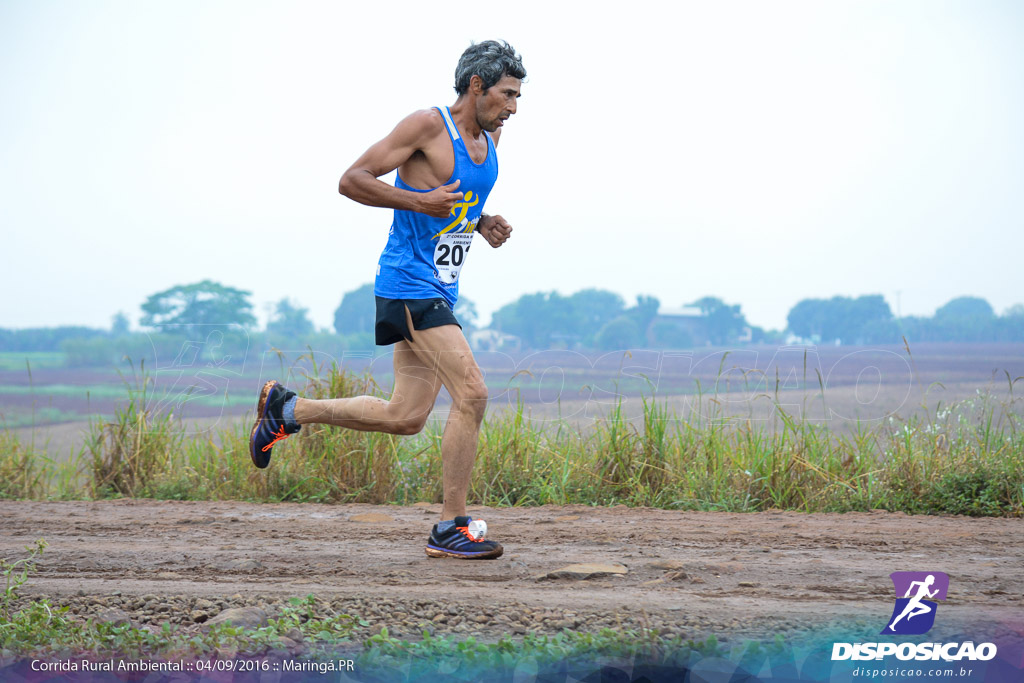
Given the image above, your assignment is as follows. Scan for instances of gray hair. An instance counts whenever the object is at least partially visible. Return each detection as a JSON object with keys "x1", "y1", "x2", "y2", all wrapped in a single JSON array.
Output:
[{"x1": 454, "y1": 40, "x2": 526, "y2": 95}]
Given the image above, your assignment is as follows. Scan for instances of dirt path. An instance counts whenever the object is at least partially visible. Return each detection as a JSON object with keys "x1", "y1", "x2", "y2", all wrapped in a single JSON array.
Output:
[{"x1": 2, "y1": 500, "x2": 1021, "y2": 645}]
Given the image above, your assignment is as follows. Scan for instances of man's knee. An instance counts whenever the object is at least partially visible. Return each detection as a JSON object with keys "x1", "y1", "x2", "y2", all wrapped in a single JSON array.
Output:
[
  {"x1": 454, "y1": 383, "x2": 488, "y2": 420},
  {"x1": 389, "y1": 414, "x2": 427, "y2": 436},
  {"x1": 379, "y1": 392, "x2": 434, "y2": 435}
]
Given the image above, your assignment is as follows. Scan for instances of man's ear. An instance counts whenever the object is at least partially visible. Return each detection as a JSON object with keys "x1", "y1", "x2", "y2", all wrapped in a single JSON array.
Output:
[{"x1": 470, "y1": 74, "x2": 485, "y2": 94}]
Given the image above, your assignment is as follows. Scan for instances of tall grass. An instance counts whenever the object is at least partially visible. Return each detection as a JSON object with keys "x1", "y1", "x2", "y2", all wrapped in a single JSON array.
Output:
[
  {"x1": 0, "y1": 430, "x2": 81, "y2": 500},
  {"x1": 0, "y1": 358, "x2": 81, "y2": 499},
  {"x1": 85, "y1": 366, "x2": 183, "y2": 498},
  {"x1": 2, "y1": 355, "x2": 1022, "y2": 516},
  {"x1": 0, "y1": 431, "x2": 49, "y2": 500}
]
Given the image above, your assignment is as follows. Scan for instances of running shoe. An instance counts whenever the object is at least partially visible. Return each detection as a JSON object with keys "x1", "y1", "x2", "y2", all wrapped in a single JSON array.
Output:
[
  {"x1": 425, "y1": 516, "x2": 504, "y2": 559},
  {"x1": 249, "y1": 380, "x2": 300, "y2": 469}
]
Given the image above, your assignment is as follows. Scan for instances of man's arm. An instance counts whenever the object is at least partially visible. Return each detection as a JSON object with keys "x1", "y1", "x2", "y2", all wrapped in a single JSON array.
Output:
[{"x1": 338, "y1": 110, "x2": 464, "y2": 219}]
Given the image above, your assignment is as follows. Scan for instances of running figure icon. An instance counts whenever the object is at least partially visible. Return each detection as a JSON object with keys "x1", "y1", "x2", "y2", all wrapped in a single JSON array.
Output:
[{"x1": 888, "y1": 574, "x2": 939, "y2": 631}]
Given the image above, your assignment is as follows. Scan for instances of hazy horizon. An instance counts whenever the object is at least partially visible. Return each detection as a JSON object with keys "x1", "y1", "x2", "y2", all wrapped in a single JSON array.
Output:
[{"x1": 0, "y1": 281, "x2": 1018, "y2": 334}]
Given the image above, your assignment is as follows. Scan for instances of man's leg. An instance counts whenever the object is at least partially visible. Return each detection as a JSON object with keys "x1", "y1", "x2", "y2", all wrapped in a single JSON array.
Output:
[
  {"x1": 397, "y1": 322, "x2": 488, "y2": 521},
  {"x1": 250, "y1": 304, "x2": 499, "y2": 557},
  {"x1": 397, "y1": 316, "x2": 501, "y2": 559},
  {"x1": 248, "y1": 341, "x2": 442, "y2": 468},
  {"x1": 291, "y1": 340, "x2": 443, "y2": 435},
  {"x1": 290, "y1": 310, "x2": 488, "y2": 516}
]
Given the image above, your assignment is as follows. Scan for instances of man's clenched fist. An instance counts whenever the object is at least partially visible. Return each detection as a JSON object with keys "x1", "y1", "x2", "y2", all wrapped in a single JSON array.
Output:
[{"x1": 477, "y1": 214, "x2": 512, "y2": 247}]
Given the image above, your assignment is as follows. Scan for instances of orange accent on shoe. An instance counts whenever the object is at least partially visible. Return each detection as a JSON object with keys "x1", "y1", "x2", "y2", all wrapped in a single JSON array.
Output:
[
  {"x1": 261, "y1": 425, "x2": 291, "y2": 452},
  {"x1": 456, "y1": 526, "x2": 483, "y2": 542}
]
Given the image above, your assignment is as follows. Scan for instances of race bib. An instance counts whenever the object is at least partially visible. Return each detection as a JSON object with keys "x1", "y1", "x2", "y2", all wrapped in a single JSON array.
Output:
[{"x1": 433, "y1": 231, "x2": 474, "y2": 285}]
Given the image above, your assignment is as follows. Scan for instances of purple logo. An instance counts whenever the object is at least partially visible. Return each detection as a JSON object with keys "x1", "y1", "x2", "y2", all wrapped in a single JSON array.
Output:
[{"x1": 881, "y1": 571, "x2": 949, "y2": 635}]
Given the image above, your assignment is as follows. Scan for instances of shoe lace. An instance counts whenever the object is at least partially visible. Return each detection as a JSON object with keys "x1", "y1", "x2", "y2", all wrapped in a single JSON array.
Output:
[
  {"x1": 261, "y1": 425, "x2": 291, "y2": 452},
  {"x1": 456, "y1": 525, "x2": 483, "y2": 542}
]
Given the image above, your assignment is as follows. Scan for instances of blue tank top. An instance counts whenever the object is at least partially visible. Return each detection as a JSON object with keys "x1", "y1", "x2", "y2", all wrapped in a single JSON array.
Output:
[{"x1": 375, "y1": 106, "x2": 499, "y2": 307}]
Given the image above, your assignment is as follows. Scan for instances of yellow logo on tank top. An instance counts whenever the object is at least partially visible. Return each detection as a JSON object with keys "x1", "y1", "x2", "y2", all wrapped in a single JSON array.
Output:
[{"x1": 433, "y1": 191, "x2": 479, "y2": 239}]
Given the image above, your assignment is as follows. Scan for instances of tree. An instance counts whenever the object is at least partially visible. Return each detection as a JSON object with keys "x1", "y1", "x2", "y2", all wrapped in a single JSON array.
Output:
[
  {"x1": 595, "y1": 315, "x2": 642, "y2": 350},
  {"x1": 650, "y1": 319, "x2": 694, "y2": 348},
  {"x1": 844, "y1": 295, "x2": 893, "y2": 343},
  {"x1": 625, "y1": 295, "x2": 660, "y2": 340},
  {"x1": 998, "y1": 304, "x2": 1024, "y2": 342},
  {"x1": 786, "y1": 299, "x2": 827, "y2": 339},
  {"x1": 928, "y1": 296, "x2": 996, "y2": 342},
  {"x1": 140, "y1": 280, "x2": 256, "y2": 332},
  {"x1": 454, "y1": 296, "x2": 479, "y2": 332},
  {"x1": 689, "y1": 296, "x2": 748, "y2": 345},
  {"x1": 786, "y1": 295, "x2": 893, "y2": 344},
  {"x1": 266, "y1": 298, "x2": 315, "y2": 337},
  {"x1": 333, "y1": 283, "x2": 376, "y2": 335},
  {"x1": 935, "y1": 296, "x2": 994, "y2": 321},
  {"x1": 568, "y1": 289, "x2": 626, "y2": 339},
  {"x1": 0, "y1": 326, "x2": 106, "y2": 352},
  {"x1": 491, "y1": 291, "x2": 565, "y2": 348},
  {"x1": 110, "y1": 312, "x2": 130, "y2": 337},
  {"x1": 491, "y1": 289, "x2": 629, "y2": 349}
]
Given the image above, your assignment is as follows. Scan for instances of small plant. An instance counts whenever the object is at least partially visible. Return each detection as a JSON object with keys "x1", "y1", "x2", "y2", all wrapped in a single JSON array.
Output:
[
  {"x1": 1, "y1": 538, "x2": 47, "y2": 621},
  {"x1": 270, "y1": 594, "x2": 358, "y2": 645}
]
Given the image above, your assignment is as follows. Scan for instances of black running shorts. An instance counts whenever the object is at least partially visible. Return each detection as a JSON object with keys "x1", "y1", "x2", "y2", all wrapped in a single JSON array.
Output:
[{"x1": 374, "y1": 296, "x2": 462, "y2": 346}]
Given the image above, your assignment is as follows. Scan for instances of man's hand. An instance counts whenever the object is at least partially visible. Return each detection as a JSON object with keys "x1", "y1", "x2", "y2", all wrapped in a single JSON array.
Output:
[
  {"x1": 477, "y1": 214, "x2": 512, "y2": 248},
  {"x1": 418, "y1": 180, "x2": 464, "y2": 218}
]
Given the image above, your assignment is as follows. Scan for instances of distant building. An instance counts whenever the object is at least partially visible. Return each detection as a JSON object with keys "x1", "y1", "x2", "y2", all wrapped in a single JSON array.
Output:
[
  {"x1": 647, "y1": 305, "x2": 709, "y2": 347},
  {"x1": 469, "y1": 329, "x2": 521, "y2": 353},
  {"x1": 785, "y1": 333, "x2": 822, "y2": 346},
  {"x1": 648, "y1": 305, "x2": 753, "y2": 347}
]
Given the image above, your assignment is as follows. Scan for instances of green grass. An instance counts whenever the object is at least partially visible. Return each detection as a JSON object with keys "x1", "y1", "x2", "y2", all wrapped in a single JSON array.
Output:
[
  {"x1": 0, "y1": 433, "x2": 81, "y2": 500},
  {"x1": 1, "y1": 597, "x2": 358, "y2": 661},
  {"x1": 0, "y1": 384, "x2": 255, "y2": 409},
  {"x1": 1, "y1": 352, "x2": 1022, "y2": 515},
  {"x1": 0, "y1": 407, "x2": 90, "y2": 429},
  {"x1": 0, "y1": 352, "x2": 66, "y2": 371},
  {"x1": 0, "y1": 384, "x2": 137, "y2": 399}
]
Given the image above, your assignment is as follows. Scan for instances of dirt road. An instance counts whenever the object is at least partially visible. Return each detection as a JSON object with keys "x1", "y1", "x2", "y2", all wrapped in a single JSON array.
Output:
[{"x1": 2, "y1": 500, "x2": 1021, "y2": 646}]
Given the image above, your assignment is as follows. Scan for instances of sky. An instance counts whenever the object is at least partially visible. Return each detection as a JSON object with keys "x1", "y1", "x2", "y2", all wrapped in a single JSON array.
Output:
[{"x1": 2, "y1": 0, "x2": 1023, "y2": 333}]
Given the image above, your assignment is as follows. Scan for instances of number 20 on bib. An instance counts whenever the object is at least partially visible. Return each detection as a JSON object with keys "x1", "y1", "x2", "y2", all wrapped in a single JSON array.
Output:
[{"x1": 434, "y1": 231, "x2": 473, "y2": 285}]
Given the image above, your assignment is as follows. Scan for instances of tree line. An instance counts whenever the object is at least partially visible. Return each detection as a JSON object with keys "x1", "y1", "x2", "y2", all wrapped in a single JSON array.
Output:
[
  {"x1": 786, "y1": 295, "x2": 1024, "y2": 344},
  {"x1": 2, "y1": 281, "x2": 1022, "y2": 363}
]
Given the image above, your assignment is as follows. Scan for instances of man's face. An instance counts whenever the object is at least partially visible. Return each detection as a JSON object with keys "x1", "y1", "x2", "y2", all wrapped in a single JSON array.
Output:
[{"x1": 476, "y1": 75, "x2": 521, "y2": 133}]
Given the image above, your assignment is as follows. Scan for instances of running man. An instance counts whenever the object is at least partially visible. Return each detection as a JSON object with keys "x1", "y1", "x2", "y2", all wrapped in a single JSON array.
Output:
[
  {"x1": 888, "y1": 574, "x2": 939, "y2": 631},
  {"x1": 248, "y1": 41, "x2": 525, "y2": 560}
]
